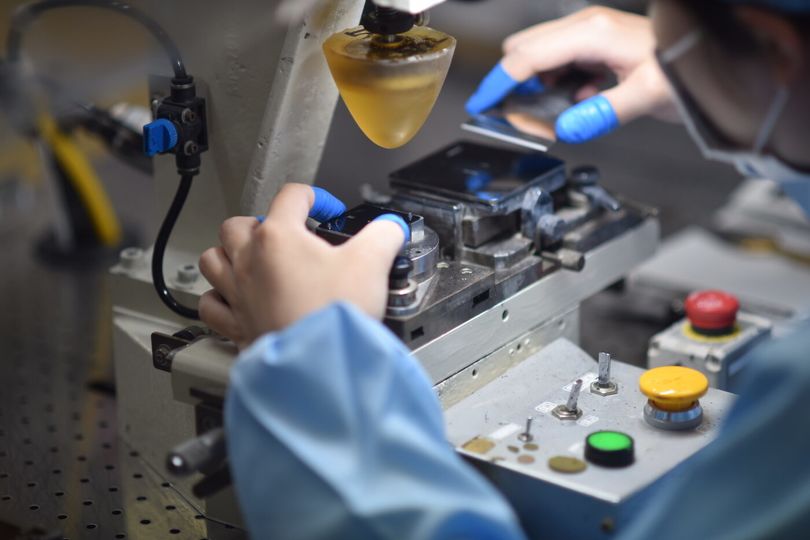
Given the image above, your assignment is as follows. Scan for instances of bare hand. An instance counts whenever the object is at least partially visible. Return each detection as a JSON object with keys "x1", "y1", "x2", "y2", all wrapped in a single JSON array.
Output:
[
  {"x1": 501, "y1": 6, "x2": 678, "y2": 125},
  {"x1": 198, "y1": 184, "x2": 405, "y2": 349}
]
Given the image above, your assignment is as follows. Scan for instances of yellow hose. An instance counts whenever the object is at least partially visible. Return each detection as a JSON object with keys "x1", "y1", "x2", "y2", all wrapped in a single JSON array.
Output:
[{"x1": 39, "y1": 116, "x2": 122, "y2": 246}]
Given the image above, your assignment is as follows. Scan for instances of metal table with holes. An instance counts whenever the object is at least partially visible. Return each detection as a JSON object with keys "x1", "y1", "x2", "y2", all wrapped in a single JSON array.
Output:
[{"x1": 0, "y1": 217, "x2": 245, "y2": 540}]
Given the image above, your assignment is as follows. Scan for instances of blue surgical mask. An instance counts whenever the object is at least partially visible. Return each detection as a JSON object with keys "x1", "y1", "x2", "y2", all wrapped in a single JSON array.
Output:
[{"x1": 656, "y1": 30, "x2": 810, "y2": 215}]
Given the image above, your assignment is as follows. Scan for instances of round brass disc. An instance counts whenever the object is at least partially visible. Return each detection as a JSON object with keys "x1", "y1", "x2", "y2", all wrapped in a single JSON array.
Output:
[{"x1": 548, "y1": 455, "x2": 587, "y2": 474}]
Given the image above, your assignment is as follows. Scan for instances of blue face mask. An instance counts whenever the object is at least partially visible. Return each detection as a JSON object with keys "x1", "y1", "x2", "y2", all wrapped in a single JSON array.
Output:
[{"x1": 656, "y1": 30, "x2": 810, "y2": 215}]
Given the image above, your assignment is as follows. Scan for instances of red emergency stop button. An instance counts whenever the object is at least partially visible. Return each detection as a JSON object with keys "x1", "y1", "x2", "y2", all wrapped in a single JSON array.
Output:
[{"x1": 685, "y1": 290, "x2": 739, "y2": 335}]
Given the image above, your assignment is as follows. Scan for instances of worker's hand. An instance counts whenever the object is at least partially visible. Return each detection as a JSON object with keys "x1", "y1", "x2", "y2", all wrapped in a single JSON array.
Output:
[
  {"x1": 198, "y1": 184, "x2": 407, "y2": 350},
  {"x1": 465, "y1": 6, "x2": 678, "y2": 143}
]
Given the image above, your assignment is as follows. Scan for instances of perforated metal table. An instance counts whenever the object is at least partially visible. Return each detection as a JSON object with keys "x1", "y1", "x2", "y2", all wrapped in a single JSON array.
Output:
[{"x1": 0, "y1": 219, "x2": 244, "y2": 540}]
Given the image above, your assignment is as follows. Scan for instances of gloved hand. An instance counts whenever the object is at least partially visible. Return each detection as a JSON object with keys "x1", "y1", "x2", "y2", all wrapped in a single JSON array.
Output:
[
  {"x1": 198, "y1": 183, "x2": 408, "y2": 349},
  {"x1": 465, "y1": 6, "x2": 678, "y2": 143}
]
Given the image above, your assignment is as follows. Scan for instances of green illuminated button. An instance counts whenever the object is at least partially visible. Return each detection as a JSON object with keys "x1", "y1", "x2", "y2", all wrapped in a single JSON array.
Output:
[{"x1": 585, "y1": 431, "x2": 635, "y2": 468}]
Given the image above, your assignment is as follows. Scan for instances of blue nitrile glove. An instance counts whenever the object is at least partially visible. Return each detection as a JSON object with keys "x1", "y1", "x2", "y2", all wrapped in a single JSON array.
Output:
[
  {"x1": 374, "y1": 213, "x2": 411, "y2": 243},
  {"x1": 257, "y1": 186, "x2": 346, "y2": 224},
  {"x1": 467, "y1": 64, "x2": 620, "y2": 144},
  {"x1": 465, "y1": 64, "x2": 544, "y2": 116},
  {"x1": 555, "y1": 94, "x2": 619, "y2": 144},
  {"x1": 308, "y1": 186, "x2": 347, "y2": 222}
]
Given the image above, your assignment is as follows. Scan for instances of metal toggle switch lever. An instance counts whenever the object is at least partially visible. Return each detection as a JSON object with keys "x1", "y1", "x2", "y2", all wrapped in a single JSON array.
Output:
[
  {"x1": 591, "y1": 352, "x2": 619, "y2": 396},
  {"x1": 517, "y1": 416, "x2": 534, "y2": 442},
  {"x1": 553, "y1": 379, "x2": 583, "y2": 420}
]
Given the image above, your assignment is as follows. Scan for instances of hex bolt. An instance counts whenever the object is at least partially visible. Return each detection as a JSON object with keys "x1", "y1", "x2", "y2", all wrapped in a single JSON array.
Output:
[
  {"x1": 154, "y1": 344, "x2": 173, "y2": 370},
  {"x1": 540, "y1": 249, "x2": 585, "y2": 272},
  {"x1": 119, "y1": 247, "x2": 144, "y2": 270},
  {"x1": 183, "y1": 141, "x2": 199, "y2": 156},
  {"x1": 553, "y1": 379, "x2": 584, "y2": 420},
  {"x1": 176, "y1": 264, "x2": 200, "y2": 285},
  {"x1": 518, "y1": 416, "x2": 534, "y2": 442}
]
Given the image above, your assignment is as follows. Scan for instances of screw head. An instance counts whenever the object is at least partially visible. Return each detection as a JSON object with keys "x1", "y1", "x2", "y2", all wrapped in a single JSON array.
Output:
[
  {"x1": 176, "y1": 264, "x2": 199, "y2": 285},
  {"x1": 183, "y1": 141, "x2": 200, "y2": 156},
  {"x1": 154, "y1": 344, "x2": 172, "y2": 369},
  {"x1": 181, "y1": 108, "x2": 198, "y2": 123},
  {"x1": 119, "y1": 247, "x2": 144, "y2": 270}
]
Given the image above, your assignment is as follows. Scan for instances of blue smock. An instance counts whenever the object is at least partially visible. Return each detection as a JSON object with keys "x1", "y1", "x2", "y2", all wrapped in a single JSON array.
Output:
[{"x1": 226, "y1": 302, "x2": 810, "y2": 539}]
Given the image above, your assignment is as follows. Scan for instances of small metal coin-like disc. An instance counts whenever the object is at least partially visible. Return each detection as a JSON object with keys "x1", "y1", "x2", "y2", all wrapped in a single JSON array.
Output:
[
  {"x1": 461, "y1": 437, "x2": 495, "y2": 455},
  {"x1": 507, "y1": 445, "x2": 520, "y2": 453},
  {"x1": 548, "y1": 455, "x2": 587, "y2": 474},
  {"x1": 517, "y1": 455, "x2": 535, "y2": 465},
  {"x1": 523, "y1": 443, "x2": 539, "y2": 451}
]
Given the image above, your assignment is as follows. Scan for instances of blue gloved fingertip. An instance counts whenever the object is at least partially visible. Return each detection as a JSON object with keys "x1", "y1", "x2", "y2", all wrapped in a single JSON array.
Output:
[
  {"x1": 309, "y1": 187, "x2": 347, "y2": 222},
  {"x1": 374, "y1": 214, "x2": 411, "y2": 243},
  {"x1": 555, "y1": 95, "x2": 619, "y2": 144},
  {"x1": 465, "y1": 63, "x2": 520, "y2": 116},
  {"x1": 513, "y1": 76, "x2": 545, "y2": 96}
]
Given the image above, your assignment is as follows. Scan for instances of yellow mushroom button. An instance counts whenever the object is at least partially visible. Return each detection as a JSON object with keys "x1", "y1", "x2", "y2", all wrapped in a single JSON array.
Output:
[{"x1": 639, "y1": 366, "x2": 708, "y2": 412}]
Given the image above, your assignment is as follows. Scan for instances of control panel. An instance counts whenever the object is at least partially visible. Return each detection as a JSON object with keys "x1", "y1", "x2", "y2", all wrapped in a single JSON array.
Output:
[{"x1": 445, "y1": 338, "x2": 735, "y2": 539}]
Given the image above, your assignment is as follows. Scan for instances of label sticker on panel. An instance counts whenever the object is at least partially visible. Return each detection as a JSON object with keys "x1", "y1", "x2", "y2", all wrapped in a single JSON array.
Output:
[
  {"x1": 535, "y1": 402, "x2": 557, "y2": 414},
  {"x1": 489, "y1": 423, "x2": 522, "y2": 440},
  {"x1": 577, "y1": 415, "x2": 599, "y2": 427}
]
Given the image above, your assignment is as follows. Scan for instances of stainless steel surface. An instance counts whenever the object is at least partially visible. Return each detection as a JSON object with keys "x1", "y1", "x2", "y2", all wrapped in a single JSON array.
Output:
[
  {"x1": 387, "y1": 280, "x2": 419, "y2": 308},
  {"x1": 415, "y1": 217, "x2": 660, "y2": 383},
  {"x1": 405, "y1": 227, "x2": 439, "y2": 280},
  {"x1": 445, "y1": 338, "x2": 735, "y2": 539}
]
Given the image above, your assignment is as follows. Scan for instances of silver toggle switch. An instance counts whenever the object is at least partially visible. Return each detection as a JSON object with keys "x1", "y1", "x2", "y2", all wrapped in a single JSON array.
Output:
[
  {"x1": 517, "y1": 416, "x2": 534, "y2": 442},
  {"x1": 553, "y1": 379, "x2": 583, "y2": 420},
  {"x1": 591, "y1": 352, "x2": 619, "y2": 396}
]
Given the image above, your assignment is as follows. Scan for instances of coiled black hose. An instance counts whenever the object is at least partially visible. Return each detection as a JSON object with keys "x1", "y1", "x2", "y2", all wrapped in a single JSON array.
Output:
[
  {"x1": 6, "y1": 0, "x2": 201, "y2": 319},
  {"x1": 151, "y1": 174, "x2": 200, "y2": 320}
]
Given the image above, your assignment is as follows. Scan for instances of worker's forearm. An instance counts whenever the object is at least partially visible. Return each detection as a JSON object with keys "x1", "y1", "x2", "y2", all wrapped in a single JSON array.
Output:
[{"x1": 225, "y1": 302, "x2": 526, "y2": 540}]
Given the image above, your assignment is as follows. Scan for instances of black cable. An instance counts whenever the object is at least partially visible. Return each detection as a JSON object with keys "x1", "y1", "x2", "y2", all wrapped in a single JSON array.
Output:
[
  {"x1": 6, "y1": 0, "x2": 202, "y2": 320},
  {"x1": 152, "y1": 174, "x2": 199, "y2": 320},
  {"x1": 7, "y1": 0, "x2": 188, "y2": 80}
]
